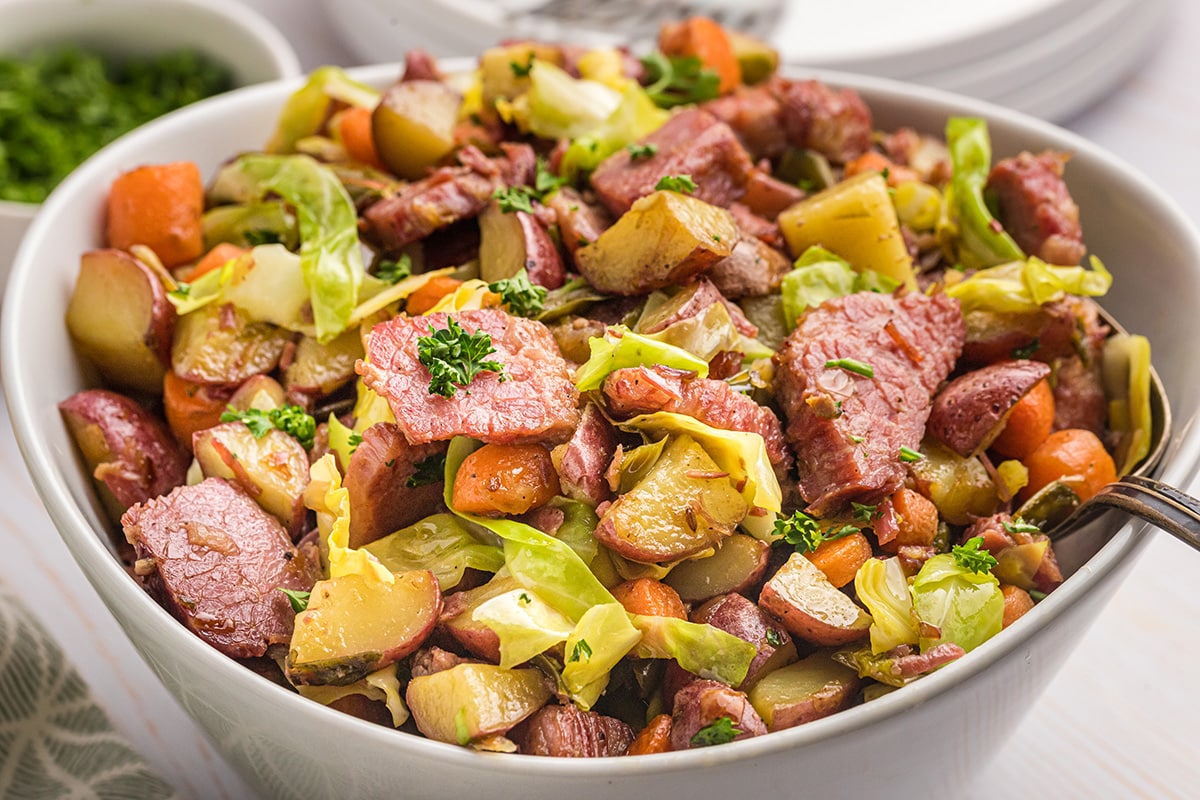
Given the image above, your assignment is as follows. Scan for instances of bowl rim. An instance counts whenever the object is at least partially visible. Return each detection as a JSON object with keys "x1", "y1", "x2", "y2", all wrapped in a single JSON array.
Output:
[{"x1": 5, "y1": 62, "x2": 1200, "y2": 775}]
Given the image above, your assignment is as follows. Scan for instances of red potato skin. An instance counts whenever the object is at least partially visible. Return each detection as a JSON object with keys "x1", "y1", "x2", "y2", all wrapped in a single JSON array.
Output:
[
  {"x1": 759, "y1": 554, "x2": 872, "y2": 647},
  {"x1": 509, "y1": 704, "x2": 634, "y2": 757},
  {"x1": 59, "y1": 389, "x2": 189, "y2": 520},
  {"x1": 927, "y1": 359, "x2": 1052, "y2": 457},
  {"x1": 512, "y1": 209, "x2": 567, "y2": 290},
  {"x1": 691, "y1": 593, "x2": 796, "y2": 689},
  {"x1": 670, "y1": 679, "x2": 768, "y2": 750}
]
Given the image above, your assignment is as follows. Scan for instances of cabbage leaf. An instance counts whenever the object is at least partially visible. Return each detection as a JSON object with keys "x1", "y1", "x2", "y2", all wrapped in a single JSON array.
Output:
[
  {"x1": 559, "y1": 80, "x2": 669, "y2": 180},
  {"x1": 781, "y1": 246, "x2": 900, "y2": 329},
  {"x1": 472, "y1": 588, "x2": 576, "y2": 669},
  {"x1": 1103, "y1": 332, "x2": 1153, "y2": 475},
  {"x1": 296, "y1": 664, "x2": 408, "y2": 727},
  {"x1": 304, "y1": 454, "x2": 393, "y2": 584},
  {"x1": 854, "y1": 557, "x2": 919, "y2": 654},
  {"x1": 941, "y1": 116, "x2": 1024, "y2": 270},
  {"x1": 631, "y1": 614, "x2": 754, "y2": 686},
  {"x1": 910, "y1": 553, "x2": 1003, "y2": 653},
  {"x1": 945, "y1": 255, "x2": 1112, "y2": 315},
  {"x1": 266, "y1": 66, "x2": 380, "y2": 155},
  {"x1": 364, "y1": 513, "x2": 505, "y2": 591},
  {"x1": 574, "y1": 326, "x2": 709, "y2": 391}
]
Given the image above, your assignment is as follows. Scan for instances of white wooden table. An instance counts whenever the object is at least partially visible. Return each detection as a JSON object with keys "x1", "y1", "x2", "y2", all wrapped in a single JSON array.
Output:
[{"x1": 1, "y1": 1, "x2": 1197, "y2": 797}]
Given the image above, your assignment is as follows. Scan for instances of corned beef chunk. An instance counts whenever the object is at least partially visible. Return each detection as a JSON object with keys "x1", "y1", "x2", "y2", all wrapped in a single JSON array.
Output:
[
  {"x1": 358, "y1": 308, "x2": 580, "y2": 445},
  {"x1": 773, "y1": 291, "x2": 964, "y2": 515}
]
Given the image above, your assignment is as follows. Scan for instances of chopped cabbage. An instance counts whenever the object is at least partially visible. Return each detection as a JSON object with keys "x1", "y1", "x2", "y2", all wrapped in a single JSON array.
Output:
[
  {"x1": 526, "y1": 61, "x2": 622, "y2": 140},
  {"x1": 855, "y1": 557, "x2": 919, "y2": 654},
  {"x1": 1103, "y1": 333, "x2": 1153, "y2": 475},
  {"x1": 364, "y1": 514, "x2": 505, "y2": 591},
  {"x1": 780, "y1": 246, "x2": 900, "y2": 329},
  {"x1": 472, "y1": 588, "x2": 575, "y2": 669},
  {"x1": 945, "y1": 255, "x2": 1112, "y2": 315},
  {"x1": 574, "y1": 326, "x2": 709, "y2": 391},
  {"x1": 559, "y1": 80, "x2": 669, "y2": 180},
  {"x1": 562, "y1": 603, "x2": 642, "y2": 709},
  {"x1": 910, "y1": 553, "x2": 1003, "y2": 653},
  {"x1": 304, "y1": 454, "x2": 393, "y2": 584},
  {"x1": 266, "y1": 66, "x2": 380, "y2": 155},
  {"x1": 297, "y1": 664, "x2": 409, "y2": 727},
  {"x1": 941, "y1": 117, "x2": 1024, "y2": 270},
  {"x1": 631, "y1": 614, "x2": 754, "y2": 686}
]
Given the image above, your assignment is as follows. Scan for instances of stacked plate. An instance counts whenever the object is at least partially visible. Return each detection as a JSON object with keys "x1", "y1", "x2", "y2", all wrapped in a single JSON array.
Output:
[{"x1": 321, "y1": 0, "x2": 1167, "y2": 122}]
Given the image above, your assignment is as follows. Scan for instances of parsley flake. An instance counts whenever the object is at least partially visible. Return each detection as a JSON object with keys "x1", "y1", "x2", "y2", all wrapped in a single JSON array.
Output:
[
  {"x1": 774, "y1": 510, "x2": 859, "y2": 554},
  {"x1": 407, "y1": 453, "x2": 447, "y2": 488},
  {"x1": 220, "y1": 405, "x2": 316, "y2": 449},
  {"x1": 417, "y1": 318, "x2": 507, "y2": 399},
  {"x1": 519, "y1": 593, "x2": 532, "y2": 605},
  {"x1": 765, "y1": 629, "x2": 784, "y2": 648},
  {"x1": 825, "y1": 358, "x2": 875, "y2": 378},
  {"x1": 851, "y1": 502, "x2": 878, "y2": 524},
  {"x1": 347, "y1": 432, "x2": 363, "y2": 454},
  {"x1": 509, "y1": 54, "x2": 534, "y2": 78},
  {"x1": 627, "y1": 143, "x2": 658, "y2": 161},
  {"x1": 374, "y1": 253, "x2": 413, "y2": 284},
  {"x1": 898, "y1": 446, "x2": 924, "y2": 463},
  {"x1": 1003, "y1": 520, "x2": 1042, "y2": 535},
  {"x1": 168, "y1": 283, "x2": 192, "y2": 300},
  {"x1": 492, "y1": 185, "x2": 537, "y2": 214},
  {"x1": 952, "y1": 536, "x2": 998, "y2": 574},
  {"x1": 640, "y1": 52, "x2": 720, "y2": 109},
  {"x1": 488, "y1": 269, "x2": 547, "y2": 317},
  {"x1": 655, "y1": 174, "x2": 697, "y2": 194},
  {"x1": 1012, "y1": 339, "x2": 1041, "y2": 359},
  {"x1": 690, "y1": 716, "x2": 741, "y2": 747},
  {"x1": 279, "y1": 588, "x2": 310, "y2": 613},
  {"x1": 569, "y1": 638, "x2": 593, "y2": 663},
  {"x1": 534, "y1": 157, "x2": 567, "y2": 194}
]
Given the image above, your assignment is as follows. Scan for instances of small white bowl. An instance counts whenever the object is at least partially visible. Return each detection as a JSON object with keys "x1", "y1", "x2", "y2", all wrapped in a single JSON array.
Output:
[
  {"x1": 0, "y1": 0, "x2": 301, "y2": 295},
  {"x1": 5, "y1": 64, "x2": 1200, "y2": 799}
]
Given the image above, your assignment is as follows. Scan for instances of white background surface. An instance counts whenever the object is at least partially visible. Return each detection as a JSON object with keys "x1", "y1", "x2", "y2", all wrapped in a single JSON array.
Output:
[{"x1": 2, "y1": 1, "x2": 1198, "y2": 797}]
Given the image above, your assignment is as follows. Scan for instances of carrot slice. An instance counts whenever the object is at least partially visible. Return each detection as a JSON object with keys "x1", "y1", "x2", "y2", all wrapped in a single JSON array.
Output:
[
  {"x1": 336, "y1": 106, "x2": 387, "y2": 172},
  {"x1": 805, "y1": 531, "x2": 872, "y2": 589},
  {"x1": 1018, "y1": 428, "x2": 1117, "y2": 504},
  {"x1": 162, "y1": 371, "x2": 233, "y2": 450},
  {"x1": 658, "y1": 17, "x2": 741, "y2": 95},
  {"x1": 405, "y1": 275, "x2": 464, "y2": 315},
  {"x1": 106, "y1": 161, "x2": 205, "y2": 268},
  {"x1": 610, "y1": 578, "x2": 687, "y2": 620},
  {"x1": 628, "y1": 714, "x2": 673, "y2": 755},
  {"x1": 188, "y1": 242, "x2": 247, "y2": 282},
  {"x1": 450, "y1": 443, "x2": 560, "y2": 516}
]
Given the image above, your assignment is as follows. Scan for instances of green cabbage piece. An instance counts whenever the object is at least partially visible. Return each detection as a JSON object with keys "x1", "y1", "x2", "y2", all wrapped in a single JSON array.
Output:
[
  {"x1": 304, "y1": 454, "x2": 392, "y2": 584},
  {"x1": 574, "y1": 326, "x2": 709, "y2": 392},
  {"x1": 219, "y1": 243, "x2": 311, "y2": 329},
  {"x1": 945, "y1": 255, "x2": 1112, "y2": 315},
  {"x1": 942, "y1": 117, "x2": 1024, "y2": 270},
  {"x1": 855, "y1": 557, "x2": 920, "y2": 655},
  {"x1": 363, "y1": 513, "x2": 505, "y2": 592},
  {"x1": 472, "y1": 588, "x2": 576, "y2": 669},
  {"x1": 638, "y1": 300, "x2": 744, "y2": 361},
  {"x1": 780, "y1": 246, "x2": 900, "y2": 329},
  {"x1": 1103, "y1": 333, "x2": 1153, "y2": 475},
  {"x1": 910, "y1": 553, "x2": 1003, "y2": 653},
  {"x1": 526, "y1": 61, "x2": 622, "y2": 140},
  {"x1": 631, "y1": 614, "x2": 754, "y2": 686},
  {"x1": 201, "y1": 201, "x2": 297, "y2": 250},
  {"x1": 220, "y1": 153, "x2": 365, "y2": 343},
  {"x1": 559, "y1": 80, "x2": 670, "y2": 180},
  {"x1": 266, "y1": 66, "x2": 380, "y2": 155},
  {"x1": 349, "y1": 379, "x2": 395, "y2": 432},
  {"x1": 547, "y1": 497, "x2": 600, "y2": 567},
  {"x1": 562, "y1": 603, "x2": 643, "y2": 709}
]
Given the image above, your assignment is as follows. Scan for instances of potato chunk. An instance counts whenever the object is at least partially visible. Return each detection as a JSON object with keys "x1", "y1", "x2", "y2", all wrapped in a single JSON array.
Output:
[
  {"x1": 748, "y1": 650, "x2": 861, "y2": 731},
  {"x1": 372, "y1": 80, "x2": 461, "y2": 180},
  {"x1": 407, "y1": 664, "x2": 553, "y2": 745},
  {"x1": 760, "y1": 553, "x2": 871, "y2": 646},
  {"x1": 575, "y1": 191, "x2": 737, "y2": 296}
]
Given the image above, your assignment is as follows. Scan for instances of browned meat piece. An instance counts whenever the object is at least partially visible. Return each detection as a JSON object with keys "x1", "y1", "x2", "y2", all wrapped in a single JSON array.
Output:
[
  {"x1": 703, "y1": 85, "x2": 787, "y2": 161},
  {"x1": 410, "y1": 646, "x2": 471, "y2": 678},
  {"x1": 986, "y1": 151, "x2": 1085, "y2": 266},
  {"x1": 1051, "y1": 355, "x2": 1107, "y2": 436},
  {"x1": 359, "y1": 309, "x2": 581, "y2": 445},
  {"x1": 728, "y1": 202, "x2": 785, "y2": 249},
  {"x1": 363, "y1": 143, "x2": 535, "y2": 251},
  {"x1": 741, "y1": 169, "x2": 805, "y2": 220},
  {"x1": 773, "y1": 292, "x2": 964, "y2": 515},
  {"x1": 961, "y1": 512, "x2": 1016, "y2": 554},
  {"x1": 510, "y1": 704, "x2": 634, "y2": 757},
  {"x1": 670, "y1": 679, "x2": 767, "y2": 750},
  {"x1": 961, "y1": 296, "x2": 1109, "y2": 367},
  {"x1": 557, "y1": 403, "x2": 618, "y2": 506},
  {"x1": 639, "y1": 277, "x2": 759, "y2": 337},
  {"x1": 589, "y1": 108, "x2": 755, "y2": 216},
  {"x1": 121, "y1": 478, "x2": 319, "y2": 658},
  {"x1": 603, "y1": 365, "x2": 791, "y2": 472},
  {"x1": 708, "y1": 235, "x2": 792, "y2": 299},
  {"x1": 343, "y1": 423, "x2": 447, "y2": 548},
  {"x1": 543, "y1": 186, "x2": 613, "y2": 255},
  {"x1": 881, "y1": 127, "x2": 952, "y2": 185},
  {"x1": 768, "y1": 77, "x2": 873, "y2": 165},
  {"x1": 401, "y1": 49, "x2": 442, "y2": 82}
]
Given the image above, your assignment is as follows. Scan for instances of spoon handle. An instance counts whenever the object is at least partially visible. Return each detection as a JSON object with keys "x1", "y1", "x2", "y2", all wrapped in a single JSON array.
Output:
[{"x1": 1079, "y1": 475, "x2": 1200, "y2": 552}]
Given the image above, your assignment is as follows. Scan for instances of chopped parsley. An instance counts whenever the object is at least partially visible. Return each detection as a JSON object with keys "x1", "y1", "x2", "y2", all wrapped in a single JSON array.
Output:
[
  {"x1": 509, "y1": 54, "x2": 534, "y2": 78},
  {"x1": 655, "y1": 174, "x2": 697, "y2": 194},
  {"x1": 1003, "y1": 520, "x2": 1042, "y2": 535},
  {"x1": 407, "y1": 453, "x2": 447, "y2": 488},
  {"x1": 347, "y1": 432, "x2": 363, "y2": 454},
  {"x1": 898, "y1": 446, "x2": 924, "y2": 463},
  {"x1": 952, "y1": 536, "x2": 998, "y2": 574},
  {"x1": 765, "y1": 629, "x2": 784, "y2": 648},
  {"x1": 849, "y1": 434, "x2": 866, "y2": 444},
  {"x1": 690, "y1": 716, "x2": 741, "y2": 747},
  {"x1": 492, "y1": 185, "x2": 537, "y2": 214},
  {"x1": 851, "y1": 502, "x2": 878, "y2": 524},
  {"x1": 774, "y1": 510, "x2": 859, "y2": 554},
  {"x1": 519, "y1": 592, "x2": 532, "y2": 604},
  {"x1": 488, "y1": 269, "x2": 547, "y2": 317},
  {"x1": 417, "y1": 317, "x2": 507, "y2": 399},
  {"x1": 168, "y1": 282, "x2": 191, "y2": 300},
  {"x1": 627, "y1": 143, "x2": 658, "y2": 160},
  {"x1": 569, "y1": 638, "x2": 593, "y2": 663},
  {"x1": 825, "y1": 358, "x2": 875, "y2": 378},
  {"x1": 374, "y1": 253, "x2": 413, "y2": 284},
  {"x1": 279, "y1": 588, "x2": 310, "y2": 613},
  {"x1": 243, "y1": 228, "x2": 283, "y2": 246},
  {"x1": 1012, "y1": 339, "x2": 1041, "y2": 359},
  {"x1": 219, "y1": 405, "x2": 316, "y2": 449},
  {"x1": 640, "y1": 52, "x2": 720, "y2": 109},
  {"x1": 534, "y1": 157, "x2": 567, "y2": 194}
]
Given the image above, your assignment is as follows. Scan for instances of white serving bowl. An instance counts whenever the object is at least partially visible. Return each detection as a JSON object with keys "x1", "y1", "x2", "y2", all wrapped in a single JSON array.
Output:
[
  {"x1": 5, "y1": 64, "x2": 1200, "y2": 800},
  {"x1": 0, "y1": 0, "x2": 301, "y2": 296}
]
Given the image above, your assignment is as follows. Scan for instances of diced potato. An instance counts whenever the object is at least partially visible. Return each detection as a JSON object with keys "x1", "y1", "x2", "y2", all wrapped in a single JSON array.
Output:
[
  {"x1": 692, "y1": 592, "x2": 796, "y2": 689},
  {"x1": 193, "y1": 421, "x2": 310, "y2": 538},
  {"x1": 595, "y1": 435, "x2": 747, "y2": 564},
  {"x1": 283, "y1": 328, "x2": 364, "y2": 401},
  {"x1": 372, "y1": 80, "x2": 462, "y2": 180},
  {"x1": 406, "y1": 663, "x2": 553, "y2": 745},
  {"x1": 664, "y1": 534, "x2": 769, "y2": 603},
  {"x1": 479, "y1": 43, "x2": 562, "y2": 105},
  {"x1": 65, "y1": 249, "x2": 176, "y2": 394},
  {"x1": 759, "y1": 553, "x2": 871, "y2": 646},
  {"x1": 286, "y1": 570, "x2": 442, "y2": 686},
  {"x1": 926, "y1": 359, "x2": 1051, "y2": 457},
  {"x1": 575, "y1": 191, "x2": 737, "y2": 296},
  {"x1": 777, "y1": 172, "x2": 916, "y2": 290},
  {"x1": 748, "y1": 650, "x2": 861, "y2": 731},
  {"x1": 171, "y1": 302, "x2": 291, "y2": 385},
  {"x1": 478, "y1": 202, "x2": 566, "y2": 288}
]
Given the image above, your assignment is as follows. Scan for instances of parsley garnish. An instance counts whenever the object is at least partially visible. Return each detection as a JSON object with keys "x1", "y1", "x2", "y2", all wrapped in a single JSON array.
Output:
[
  {"x1": 510, "y1": 54, "x2": 534, "y2": 78},
  {"x1": 168, "y1": 283, "x2": 191, "y2": 300},
  {"x1": 640, "y1": 52, "x2": 720, "y2": 109},
  {"x1": 765, "y1": 629, "x2": 783, "y2": 648},
  {"x1": 220, "y1": 405, "x2": 316, "y2": 449},
  {"x1": 347, "y1": 432, "x2": 363, "y2": 454},
  {"x1": 374, "y1": 253, "x2": 412, "y2": 284},
  {"x1": 569, "y1": 639, "x2": 593, "y2": 663},
  {"x1": 416, "y1": 317, "x2": 507, "y2": 399},
  {"x1": 849, "y1": 434, "x2": 866, "y2": 444},
  {"x1": 952, "y1": 536, "x2": 998, "y2": 574},
  {"x1": 488, "y1": 269, "x2": 547, "y2": 317},
  {"x1": 519, "y1": 593, "x2": 532, "y2": 604},
  {"x1": 898, "y1": 446, "x2": 924, "y2": 463},
  {"x1": 1012, "y1": 339, "x2": 1041, "y2": 359},
  {"x1": 407, "y1": 453, "x2": 447, "y2": 488},
  {"x1": 492, "y1": 185, "x2": 537, "y2": 214},
  {"x1": 534, "y1": 157, "x2": 567, "y2": 195},
  {"x1": 774, "y1": 510, "x2": 859, "y2": 554},
  {"x1": 279, "y1": 588, "x2": 310, "y2": 613},
  {"x1": 243, "y1": 228, "x2": 283, "y2": 246},
  {"x1": 627, "y1": 143, "x2": 658, "y2": 160},
  {"x1": 851, "y1": 502, "x2": 878, "y2": 524},
  {"x1": 1003, "y1": 520, "x2": 1042, "y2": 534},
  {"x1": 690, "y1": 716, "x2": 741, "y2": 747},
  {"x1": 655, "y1": 174, "x2": 697, "y2": 194},
  {"x1": 825, "y1": 358, "x2": 875, "y2": 378}
]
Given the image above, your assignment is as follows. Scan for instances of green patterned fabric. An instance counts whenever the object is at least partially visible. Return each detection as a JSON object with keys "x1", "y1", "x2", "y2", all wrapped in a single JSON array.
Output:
[{"x1": 0, "y1": 583, "x2": 179, "y2": 799}]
